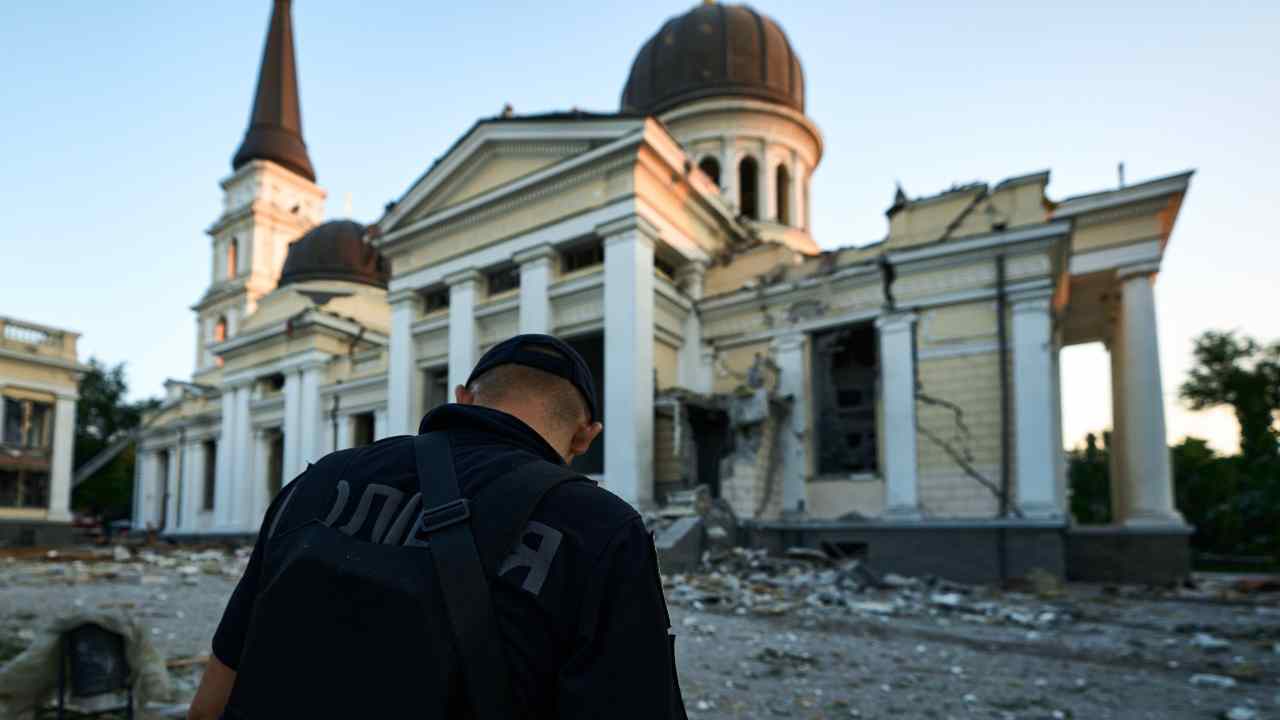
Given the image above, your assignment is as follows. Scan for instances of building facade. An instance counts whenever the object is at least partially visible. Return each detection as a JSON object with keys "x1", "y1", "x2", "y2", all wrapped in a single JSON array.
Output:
[
  {"x1": 0, "y1": 316, "x2": 87, "y2": 545},
  {"x1": 137, "y1": 0, "x2": 1194, "y2": 581}
]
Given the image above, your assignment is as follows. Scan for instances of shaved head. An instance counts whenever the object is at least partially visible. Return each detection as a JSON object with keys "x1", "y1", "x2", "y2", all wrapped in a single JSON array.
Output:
[{"x1": 467, "y1": 364, "x2": 588, "y2": 433}]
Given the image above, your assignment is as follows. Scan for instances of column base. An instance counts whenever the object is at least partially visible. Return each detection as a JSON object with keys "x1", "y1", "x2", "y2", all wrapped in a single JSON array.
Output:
[
  {"x1": 882, "y1": 505, "x2": 923, "y2": 520},
  {"x1": 1122, "y1": 510, "x2": 1188, "y2": 529},
  {"x1": 1066, "y1": 524, "x2": 1193, "y2": 584},
  {"x1": 1018, "y1": 502, "x2": 1065, "y2": 521}
]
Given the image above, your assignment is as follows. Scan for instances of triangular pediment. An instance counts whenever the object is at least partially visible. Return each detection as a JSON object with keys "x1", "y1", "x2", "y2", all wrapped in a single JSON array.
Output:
[{"x1": 379, "y1": 116, "x2": 644, "y2": 234}]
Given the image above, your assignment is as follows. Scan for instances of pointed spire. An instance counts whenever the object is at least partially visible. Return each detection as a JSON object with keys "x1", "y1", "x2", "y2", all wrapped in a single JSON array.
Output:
[
  {"x1": 886, "y1": 182, "x2": 909, "y2": 217},
  {"x1": 232, "y1": 0, "x2": 315, "y2": 182}
]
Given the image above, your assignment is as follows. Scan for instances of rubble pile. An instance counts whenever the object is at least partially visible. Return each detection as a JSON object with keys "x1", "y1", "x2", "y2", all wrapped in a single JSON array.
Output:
[
  {"x1": 665, "y1": 547, "x2": 1073, "y2": 631},
  {"x1": 0, "y1": 545, "x2": 251, "y2": 589}
]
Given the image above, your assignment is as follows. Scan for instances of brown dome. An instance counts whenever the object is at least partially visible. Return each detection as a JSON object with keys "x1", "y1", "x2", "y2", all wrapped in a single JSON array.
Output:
[
  {"x1": 621, "y1": 3, "x2": 804, "y2": 116},
  {"x1": 279, "y1": 220, "x2": 389, "y2": 288}
]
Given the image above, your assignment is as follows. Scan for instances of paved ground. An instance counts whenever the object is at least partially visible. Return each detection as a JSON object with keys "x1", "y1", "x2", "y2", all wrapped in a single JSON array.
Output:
[{"x1": 1, "y1": 546, "x2": 1277, "y2": 719}]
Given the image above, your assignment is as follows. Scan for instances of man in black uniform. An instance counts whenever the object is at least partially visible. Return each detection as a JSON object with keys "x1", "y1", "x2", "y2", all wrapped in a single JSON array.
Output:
[{"x1": 189, "y1": 334, "x2": 686, "y2": 719}]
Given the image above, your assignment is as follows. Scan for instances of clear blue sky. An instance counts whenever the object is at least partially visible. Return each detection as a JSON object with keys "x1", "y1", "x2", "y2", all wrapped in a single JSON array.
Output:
[{"x1": 2, "y1": 1, "x2": 1276, "y2": 452}]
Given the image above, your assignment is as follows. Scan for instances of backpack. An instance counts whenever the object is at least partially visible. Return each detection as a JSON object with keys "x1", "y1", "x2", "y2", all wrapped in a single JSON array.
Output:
[{"x1": 222, "y1": 431, "x2": 586, "y2": 718}]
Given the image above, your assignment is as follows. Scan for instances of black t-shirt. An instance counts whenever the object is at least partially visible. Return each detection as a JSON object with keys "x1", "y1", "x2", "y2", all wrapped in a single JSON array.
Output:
[{"x1": 213, "y1": 404, "x2": 685, "y2": 719}]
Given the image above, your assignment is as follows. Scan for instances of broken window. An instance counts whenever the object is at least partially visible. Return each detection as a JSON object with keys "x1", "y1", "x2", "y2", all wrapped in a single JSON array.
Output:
[
  {"x1": 813, "y1": 324, "x2": 879, "y2": 475},
  {"x1": 422, "y1": 286, "x2": 450, "y2": 313},
  {"x1": 202, "y1": 440, "x2": 217, "y2": 511},
  {"x1": 486, "y1": 264, "x2": 520, "y2": 295},
  {"x1": 0, "y1": 469, "x2": 48, "y2": 509},
  {"x1": 2, "y1": 397, "x2": 53, "y2": 449},
  {"x1": 156, "y1": 449, "x2": 170, "y2": 528},
  {"x1": 739, "y1": 157, "x2": 759, "y2": 219},
  {"x1": 698, "y1": 156, "x2": 721, "y2": 187},
  {"x1": 561, "y1": 237, "x2": 603, "y2": 273}
]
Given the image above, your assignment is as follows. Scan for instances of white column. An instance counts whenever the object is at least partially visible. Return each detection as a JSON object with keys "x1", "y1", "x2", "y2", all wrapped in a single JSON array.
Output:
[
  {"x1": 772, "y1": 333, "x2": 809, "y2": 514},
  {"x1": 447, "y1": 269, "x2": 481, "y2": 391},
  {"x1": 1117, "y1": 266, "x2": 1184, "y2": 526},
  {"x1": 250, "y1": 429, "x2": 270, "y2": 523},
  {"x1": 876, "y1": 312, "x2": 921, "y2": 518},
  {"x1": 214, "y1": 389, "x2": 236, "y2": 528},
  {"x1": 46, "y1": 395, "x2": 76, "y2": 522},
  {"x1": 1011, "y1": 294, "x2": 1063, "y2": 519},
  {"x1": 1050, "y1": 328, "x2": 1067, "y2": 511},
  {"x1": 231, "y1": 385, "x2": 253, "y2": 527},
  {"x1": 182, "y1": 438, "x2": 201, "y2": 529},
  {"x1": 163, "y1": 449, "x2": 180, "y2": 531},
  {"x1": 374, "y1": 408, "x2": 389, "y2": 439},
  {"x1": 675, "y1": 261, "x2": 712, "y2": 394},
  {"x1": 601, "y1": 218, "x2": 657, "y2": 508},
  {"x1": 720, "y1": 140, "x2": 738, "y2": 210},
  {"x1": 336, "y1": 413, "x2": 353, "y2": 450},
  {"x1": 387, "y1": 296, "x2": 415, "y2": 436},
  {"x1": 282, "y1": 371, "x2": 302, "y2": 482},
  {"x1": 790, "y1": 155, "x2": 805, "y2": 230},
  {"x1": 516, "y1": 245, "x2": 555, "y2": 334},
  {"x1": 1107, "y1": 331, "x2": 1129, "y2": 523},
  {"x1": 298, "y1": 365, "x2": 323, "y2": 468}
]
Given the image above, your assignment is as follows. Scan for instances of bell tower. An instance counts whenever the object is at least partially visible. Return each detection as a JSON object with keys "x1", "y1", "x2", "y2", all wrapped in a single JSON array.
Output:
[{"x1": 193, "y1": 0, "x2": 325, "y2": 379}]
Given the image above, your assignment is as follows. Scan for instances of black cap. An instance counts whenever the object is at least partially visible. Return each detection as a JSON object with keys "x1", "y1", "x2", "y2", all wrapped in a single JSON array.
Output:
[{"x1": 465, "y1": 334, "x2": 599, "y2": 423}]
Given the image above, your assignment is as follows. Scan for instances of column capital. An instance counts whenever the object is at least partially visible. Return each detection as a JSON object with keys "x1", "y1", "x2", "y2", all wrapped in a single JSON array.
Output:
[
  {"x1": 1117, "y1": 261, "x2": 1160, "y2": 281},
  {"x1": 875, "y1": 311, "x2": 917, "y2": 333},
  {"x1": 513, "y1": 243, "x2": 557, "y2": 265},
  {"x1": 771, "y1": 331, "x2": 806, "y2": 353},
  {"x1": 1010, "y1": 294, "x2": 1053, "y2": 316},
  {"x1": 444, "y1": 268, "x2": 483, "y2": 287},
  {"x1": 675, "y1": 260, "x2": 709, "y2": 298},
  {"x1": 597, "y1": 215, "x2": 661, "y2": 246}
]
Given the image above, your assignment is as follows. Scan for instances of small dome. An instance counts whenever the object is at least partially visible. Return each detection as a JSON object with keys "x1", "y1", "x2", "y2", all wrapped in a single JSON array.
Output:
[
  {"x1": 279, "y1": 220, "x2": 389, "y2": 289},
  {"x1": 621, "y1": 3, "x2": 804, "y2": 116}
]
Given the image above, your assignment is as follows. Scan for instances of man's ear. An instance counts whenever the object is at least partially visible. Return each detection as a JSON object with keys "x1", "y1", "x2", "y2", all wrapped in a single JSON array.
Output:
[
  {"x1": 454, "y1": 384, "x2": 475, "y2": 405},
  {"x1": 568, "y1": 421, "x2": 604, "y2": 458}
]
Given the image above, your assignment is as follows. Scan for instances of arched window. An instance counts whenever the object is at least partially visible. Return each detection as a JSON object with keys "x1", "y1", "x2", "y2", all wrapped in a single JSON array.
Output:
[
  {"x1": 226, "y1": 238, "x2": 238, "y2": 279},
  {"x1": 213, "y1": 316, "x2": 227, "y2": 368},
  {"x1": 697, "y1": 156, "x2": 721, "y2": 187},
  {"x1": 739, "y1": 157, "x2": 759, "y2": 220},
  {"x1": 776, "y1": 165, "x2": 791, "y2": 225}
]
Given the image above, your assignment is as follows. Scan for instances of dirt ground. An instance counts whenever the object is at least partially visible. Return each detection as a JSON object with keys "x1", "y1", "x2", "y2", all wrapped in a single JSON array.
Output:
[{"x1": 1, "y1": 546, "x2": 1277, "y2": 719}]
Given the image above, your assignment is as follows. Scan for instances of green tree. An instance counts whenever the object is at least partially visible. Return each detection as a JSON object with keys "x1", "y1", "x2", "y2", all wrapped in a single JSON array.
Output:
[
  {"x1": 71, "y1": 359, "x2": 157, "y2": 519},
  {"x1": 1170, "y1": 437, "x2": 1243, "y2": 553},
  {"x1": 1179, "y1": 331, "x2": 1280, "y2": 556},
  {"x1": 1068, "y1": 432, "x2": 1111, "y2": 523},
  {"x1": 1179, "y1": 330, "x2": 1280, "y2": 467}
]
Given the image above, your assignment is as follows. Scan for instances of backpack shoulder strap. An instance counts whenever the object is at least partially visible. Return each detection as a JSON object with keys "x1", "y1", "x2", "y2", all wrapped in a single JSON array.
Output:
[
  {"x1": 408, "y1": 432, "x2": 587, "y2": 719},
  {"x1": 469, "y1": 456, "x2": 595, "y2": 577},
  {"x1": 408, "y1": 431, "x2": 511, "y2": 720}
]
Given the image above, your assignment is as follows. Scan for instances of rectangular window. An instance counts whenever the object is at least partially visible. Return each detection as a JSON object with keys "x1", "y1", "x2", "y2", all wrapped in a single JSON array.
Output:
[
  {"x1": 2, "y1": 397, "x2": 53, "y2": 449},
  {"x1": 352, "y1": 412, "x2": 376, "y2": 448},
  {"x1": 560, "y1": 238, "x2": 604, "y2": 273},
  {"x1": 654, "y1": 256, "x2": 676, "y2": 280},
  {"x1": 813, "y1": 324, "x2": 879, "y2": 475},
  {"x1": 202, "y1": 440, "x2": 217, "y2": 511},
  {"x1": 486, "y1": 265, "x2": 520, "y2": 295},
  {"x1": 423, "y1": 287, "x2": 450, "y2": 313}
]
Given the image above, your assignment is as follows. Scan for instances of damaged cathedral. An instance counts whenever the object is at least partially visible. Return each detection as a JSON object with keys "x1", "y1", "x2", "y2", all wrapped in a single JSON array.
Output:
[{"x1": 134, "y1": 0, "x2": 1195, "y2": 583}]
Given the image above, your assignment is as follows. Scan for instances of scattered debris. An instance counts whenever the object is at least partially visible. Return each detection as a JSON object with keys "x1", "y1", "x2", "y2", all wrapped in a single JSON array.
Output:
[
  {"x1": 1190, "y1": 674, "x2": 1238, "y2": 689},
  {"x1": 1223, "y1": 707, "x2": 1257, "y2": 720},
  {"x1": 665, "y1": 547, "x2": 1074, "y2": 631},
  {"x1": 1192, "y1": 633, "x2": 1232, "y2": 653}
]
